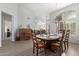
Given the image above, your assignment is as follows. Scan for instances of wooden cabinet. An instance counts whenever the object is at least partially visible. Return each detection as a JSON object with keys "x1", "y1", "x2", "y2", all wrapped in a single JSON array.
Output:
[{"x1": 19, "y1": 28, "x2": 32, "y2": 40}]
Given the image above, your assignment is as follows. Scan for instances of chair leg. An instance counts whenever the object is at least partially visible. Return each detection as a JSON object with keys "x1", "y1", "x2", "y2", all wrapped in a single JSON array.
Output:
[
  {"x1": 67, "y1": 41, "x2": 69, "y2": 48},
  {"x1": 62, "y1": 45, "x2": 64, "y2": 53},
  {"x1": 59, "y1": 47, "x2": 62, "y2": 56},
  {"x1": 44, "y1": 48, "x2": 46, "y2": 55},
  {"x1": 36, "y1": 48, "x2": 38, "y2": 56},
  {"x1": 64, "y1": 42, "x2": 66, "y2": 51},
  {"x1": 33, "y1": 47, "x2": 35, "y2": 54},
  {"x1": 62, "y1": 46, "x2": 63, "y2": 52}
]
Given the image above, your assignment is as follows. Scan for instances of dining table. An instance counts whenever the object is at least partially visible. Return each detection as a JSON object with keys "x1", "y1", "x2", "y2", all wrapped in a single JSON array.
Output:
[
  {"x1": 36, "y1": 34, "x2": 62, "y2": 52},
  {"x1": 36, "y1": 34, "x2": 62, "y2": 41}
]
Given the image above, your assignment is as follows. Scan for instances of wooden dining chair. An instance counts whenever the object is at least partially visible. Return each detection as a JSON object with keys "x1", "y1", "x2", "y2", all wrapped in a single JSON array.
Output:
[
  {"x1": 32, "y1": 33, "x2": 46, "y2": 56},
  {"x1": 50, "y1": 30, "x2": 65, "y2": 56},
  {"x1": 64, "y1": 30, "x2": 70, "y2": 50}
]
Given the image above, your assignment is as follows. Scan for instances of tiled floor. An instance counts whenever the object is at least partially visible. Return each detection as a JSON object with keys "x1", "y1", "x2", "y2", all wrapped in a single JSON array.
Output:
[{"x1": 0, "y1": 39, "x2": 79, "y2": 56}]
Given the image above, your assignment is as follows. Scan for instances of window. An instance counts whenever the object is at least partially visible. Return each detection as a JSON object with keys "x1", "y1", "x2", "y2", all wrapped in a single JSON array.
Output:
[{"x1": 66, "y1": 22, "x2": 76, "y2": 35}]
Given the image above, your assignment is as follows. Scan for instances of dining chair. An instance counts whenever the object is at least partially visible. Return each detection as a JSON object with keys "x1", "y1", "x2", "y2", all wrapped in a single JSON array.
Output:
[
  {"x1": 64, "y1": 30, "x2": 70, "y2": 50},
  {"x1": 32, "y1": 33, "x2": 46, "y2": 56},
  {"x1": 50, "y1": 30, "x2": 65, "y2": 56}
]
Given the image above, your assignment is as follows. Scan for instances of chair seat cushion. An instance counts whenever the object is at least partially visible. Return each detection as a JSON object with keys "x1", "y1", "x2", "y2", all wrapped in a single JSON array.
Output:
[
  {"x1": 51, "y1": 42, "x2": 61, "y2": 47},
  {"x1": 51, "y1": 41, "x2": 64, "y2": 47},
  {"x1": 35, "y1": 41, "x2": 45, "y2": 48}
]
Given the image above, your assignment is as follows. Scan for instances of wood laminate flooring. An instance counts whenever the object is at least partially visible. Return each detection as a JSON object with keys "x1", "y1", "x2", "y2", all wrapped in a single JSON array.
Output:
[{"x1": 0, "y1": 39, "x2": 79, "y2": 56}]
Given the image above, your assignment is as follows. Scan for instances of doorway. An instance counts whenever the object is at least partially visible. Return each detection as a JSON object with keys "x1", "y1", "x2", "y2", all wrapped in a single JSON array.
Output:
[{"x1": 1, "y1": 11, "x2": 13, "y2": 46}]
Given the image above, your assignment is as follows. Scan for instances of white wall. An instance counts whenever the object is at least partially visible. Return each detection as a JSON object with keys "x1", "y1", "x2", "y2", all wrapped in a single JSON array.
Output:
[
  {"x1": 18, "y1": 4, "x2": 47, "y2": 30},
  {"x1": 0, "y1": 3, "x2": 18, "y2": 47},
  {"x1": 50, "y1": 3, "x2": 79, "y2": 44},
  {"x1": 18, "y1": 4, "x2": 35, "y2": 30}
]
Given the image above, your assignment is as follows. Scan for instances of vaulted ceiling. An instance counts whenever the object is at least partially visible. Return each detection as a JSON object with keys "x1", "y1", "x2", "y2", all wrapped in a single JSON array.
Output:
[{"x1": 18, "y1": 3, "x2": 72, "y2": 16}]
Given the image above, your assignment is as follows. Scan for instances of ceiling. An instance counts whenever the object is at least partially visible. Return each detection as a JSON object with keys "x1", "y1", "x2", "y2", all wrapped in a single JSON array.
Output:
[{"x1": 19, "y1": 3, "x2": 72, "y2": 17}]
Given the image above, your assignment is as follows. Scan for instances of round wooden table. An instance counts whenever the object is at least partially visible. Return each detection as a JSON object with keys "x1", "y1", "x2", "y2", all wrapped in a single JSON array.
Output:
[
  {"x1": 36, "y1": 34, "x2": 62, "y2": 52},
  {"x1": 36, "y1": 34, "x2": 61, "y2": 41}
]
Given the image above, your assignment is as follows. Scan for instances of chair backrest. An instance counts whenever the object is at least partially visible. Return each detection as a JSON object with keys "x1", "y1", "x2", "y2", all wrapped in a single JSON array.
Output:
[
  {"x1": 32, "y1": 36, "x2": 37, "y2": 44},
  {"x1": 32, "y1": 32, "x2": 42, "y2": 45},
  {"x1": 65, "y1": 30, "x2": 70, "y2": 41},
  {"x1": 32, "y1": 32, "x2": 37, "y2": 43},
  {"x1": 58, "y1": 30, "x2": 66, "y2": 41}
]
